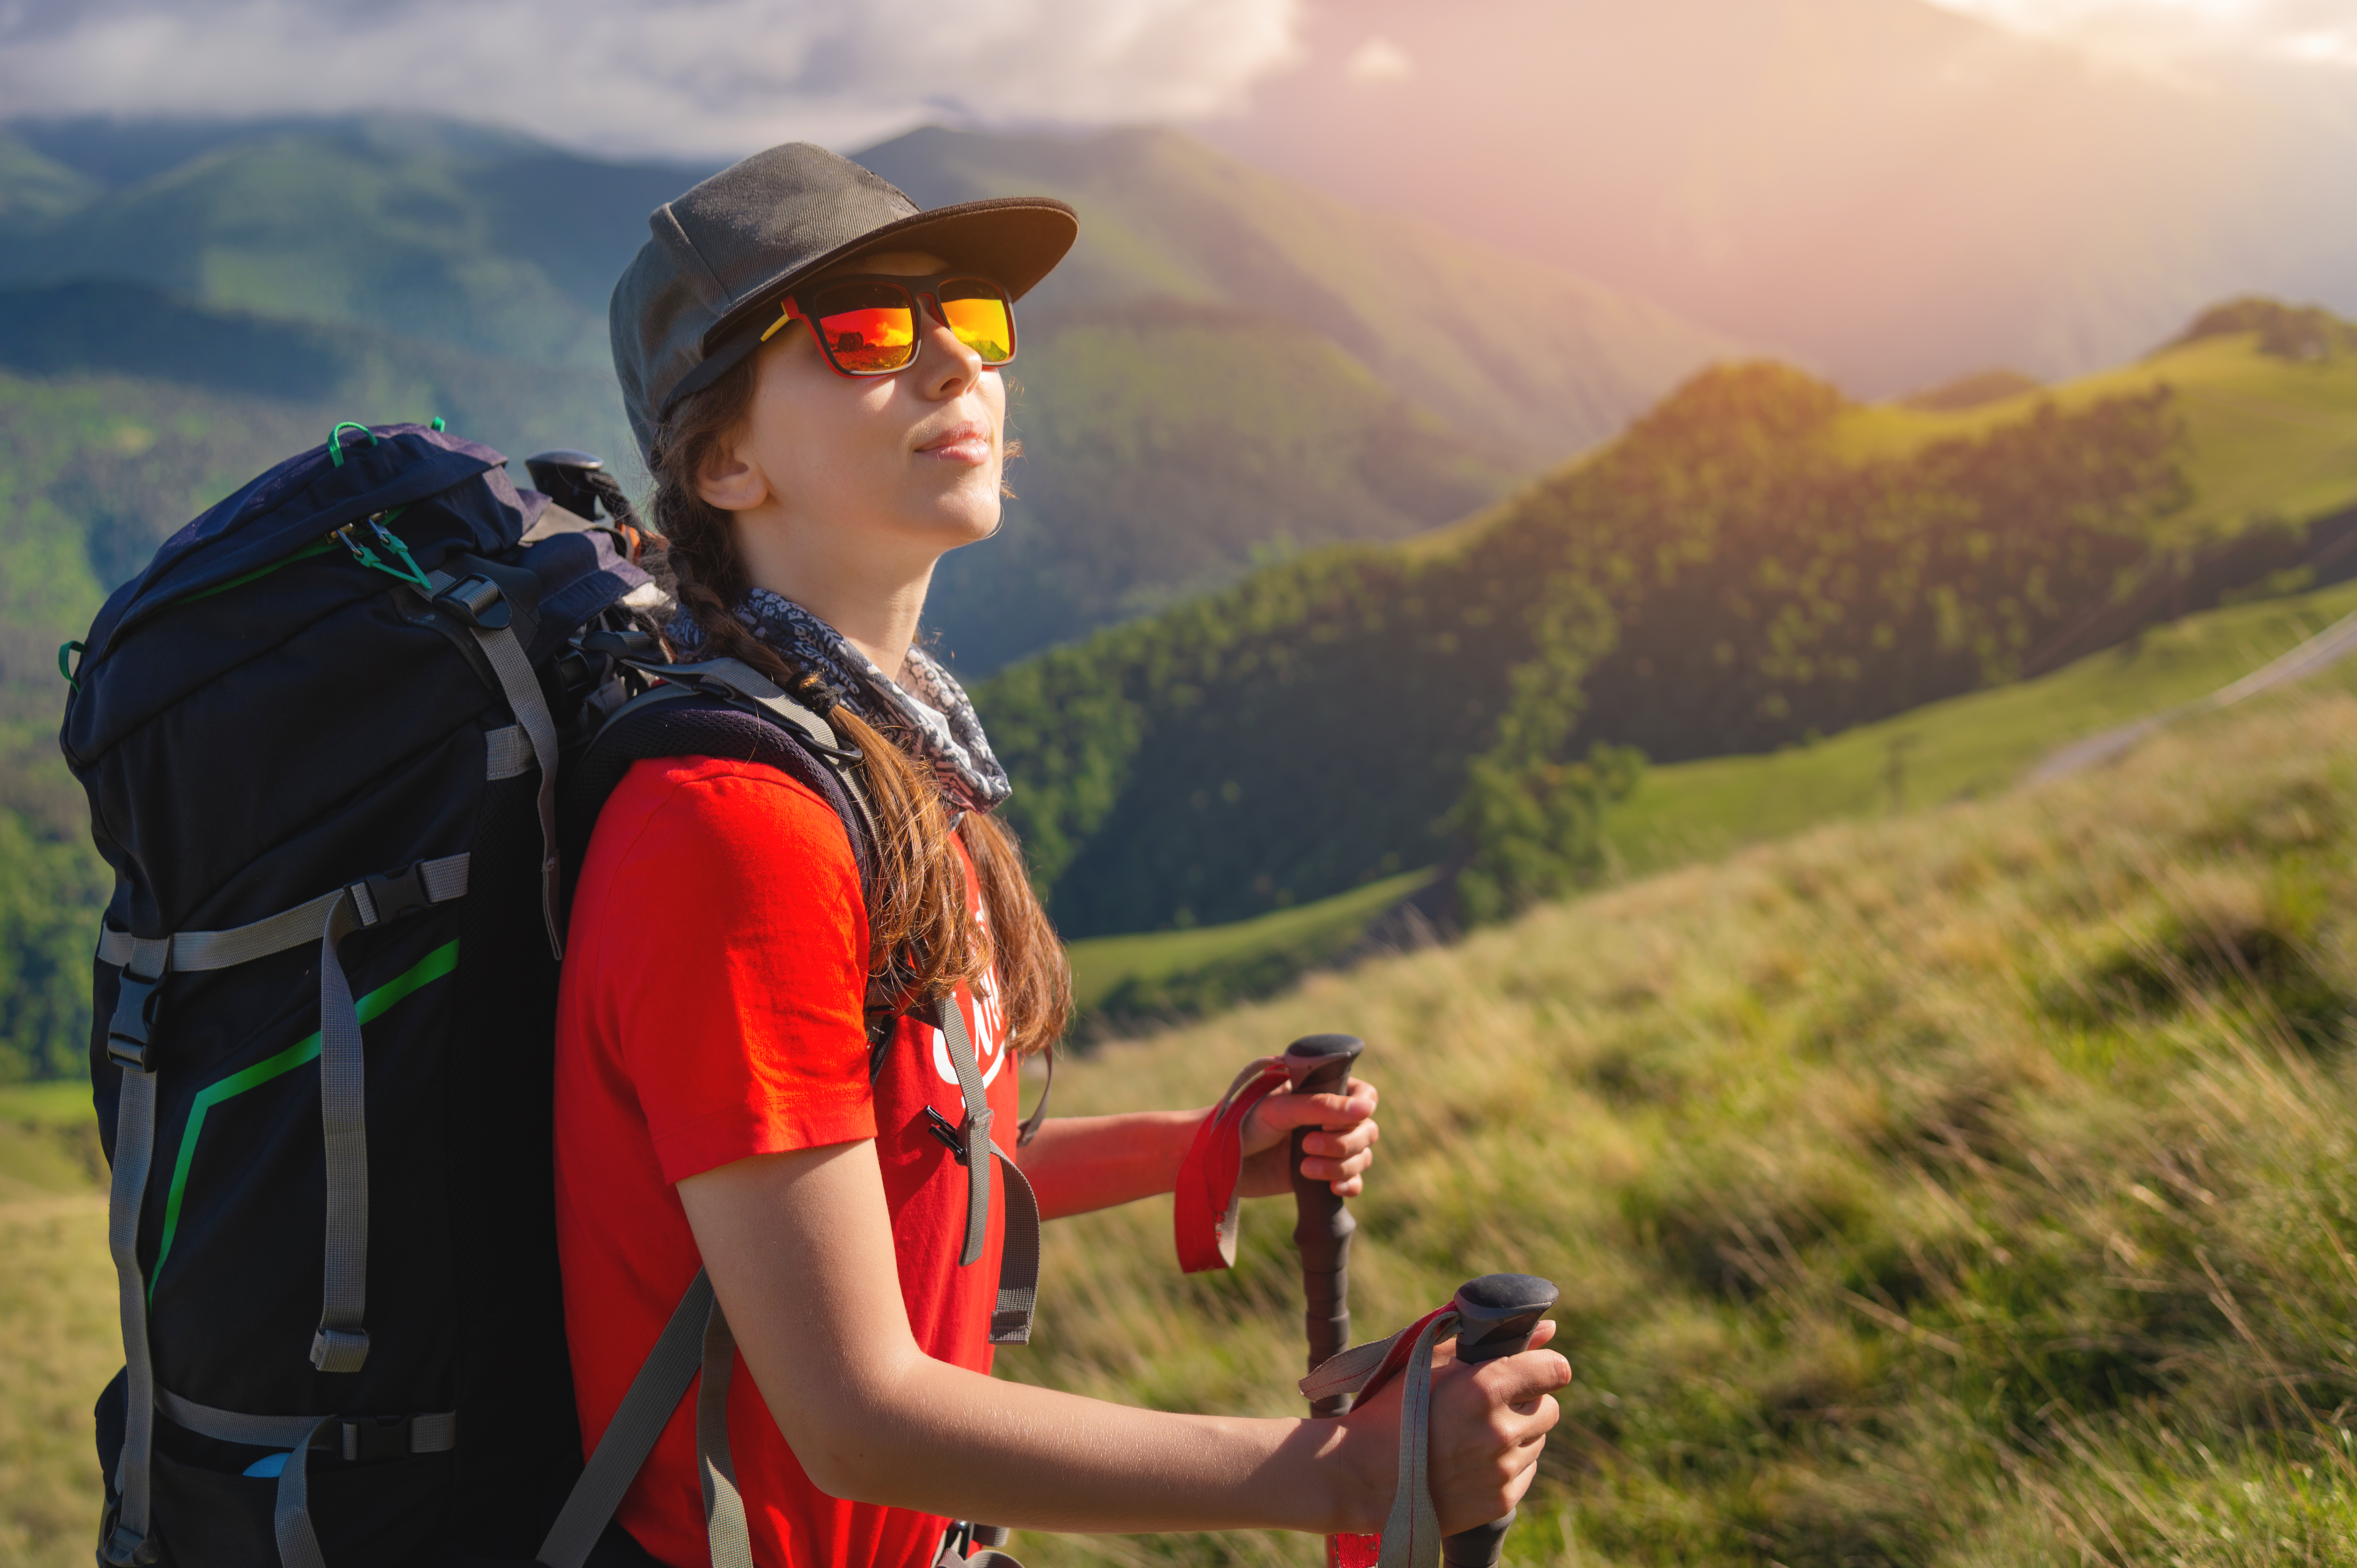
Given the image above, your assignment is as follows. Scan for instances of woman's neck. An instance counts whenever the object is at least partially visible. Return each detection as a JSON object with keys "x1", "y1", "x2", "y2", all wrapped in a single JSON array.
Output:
[{"x1": 734, "y1": 523, "x2": 937, "y2": 682}]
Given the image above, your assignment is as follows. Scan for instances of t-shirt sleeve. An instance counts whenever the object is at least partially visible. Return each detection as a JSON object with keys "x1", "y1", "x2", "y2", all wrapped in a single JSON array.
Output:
[{"x1": 586, "y1": 758, "x2": 877, "y2": 1185}]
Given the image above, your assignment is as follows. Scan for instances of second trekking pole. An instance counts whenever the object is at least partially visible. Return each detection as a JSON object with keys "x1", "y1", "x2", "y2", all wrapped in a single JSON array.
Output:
[
  {"x1": 1285, "y1": 1033, "x2": 1365, "y2": 1417},
  {"x1": 1441, "y1": 1274, "x2": 1562, "y2": 1568}
]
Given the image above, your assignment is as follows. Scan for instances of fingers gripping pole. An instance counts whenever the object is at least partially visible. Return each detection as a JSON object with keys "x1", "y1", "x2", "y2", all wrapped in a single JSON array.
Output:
[
  {"x1": 1438, "y1": 1274, "x2": 1561, "y2": 1568},
  {"x1": 1285, "y1": 1034, "x2": 1364, "y2": 1416},
  {"x1": 1304, "y1": 1274, "x2": 1560, "y2": 1568}
]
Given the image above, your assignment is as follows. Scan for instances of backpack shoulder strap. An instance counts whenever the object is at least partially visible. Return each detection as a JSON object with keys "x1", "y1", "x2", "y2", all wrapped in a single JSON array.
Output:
[{"x1": 557, "y1": 656, "x2": 878, "y2": 905}]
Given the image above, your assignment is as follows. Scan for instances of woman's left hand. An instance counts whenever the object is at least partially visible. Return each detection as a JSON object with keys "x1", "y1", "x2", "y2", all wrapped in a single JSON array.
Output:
[{"x1": 1237, "y1": 1076, "x2": 1380, "y2": 1198}]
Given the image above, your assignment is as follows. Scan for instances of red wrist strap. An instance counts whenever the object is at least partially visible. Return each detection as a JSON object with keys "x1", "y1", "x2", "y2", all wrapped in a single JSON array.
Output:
[{"x1": 1172, "y1": 1056, "x2": 1291, "y2": 1273}]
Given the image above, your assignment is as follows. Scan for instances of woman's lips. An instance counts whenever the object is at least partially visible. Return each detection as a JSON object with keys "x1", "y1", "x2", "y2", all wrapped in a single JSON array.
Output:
[{"x1": 917, "y1": 422, "x2": 992, "y2": 464}]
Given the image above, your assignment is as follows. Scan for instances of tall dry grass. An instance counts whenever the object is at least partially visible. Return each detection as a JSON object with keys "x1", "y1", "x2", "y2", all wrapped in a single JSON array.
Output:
[{"x1": 1014, "y1": 673, "x2": 2357, "y2": 1567}]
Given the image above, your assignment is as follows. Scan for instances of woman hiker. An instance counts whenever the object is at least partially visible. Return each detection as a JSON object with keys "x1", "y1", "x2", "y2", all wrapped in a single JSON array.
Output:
[{"x1": 557, "y1": 141, "x2": 1570, "y2": 1568}]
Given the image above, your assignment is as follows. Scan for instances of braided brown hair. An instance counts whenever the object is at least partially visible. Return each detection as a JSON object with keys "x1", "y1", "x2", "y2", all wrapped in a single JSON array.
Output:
[{"x1": 645, "y1": 352, "x2": 1069, "y2": 1056}]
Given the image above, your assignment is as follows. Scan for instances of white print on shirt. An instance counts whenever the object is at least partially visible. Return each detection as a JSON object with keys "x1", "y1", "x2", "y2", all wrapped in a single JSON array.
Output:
[{"x1": 931, "y1": 902, "x2": 1008, "y2": 1089}]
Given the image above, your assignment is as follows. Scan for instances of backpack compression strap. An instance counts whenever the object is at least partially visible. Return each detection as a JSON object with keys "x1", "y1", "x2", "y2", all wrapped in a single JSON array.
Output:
[
  {"x1": 94, "y1": 854, "x2": 470, "y2": 1568},
  {"x1": 425, "y1": 567, "x2": 564, "y2": 955},
  {"x1": 1171, "y1": 1057, "x2": 1292, "y2": 1273}
]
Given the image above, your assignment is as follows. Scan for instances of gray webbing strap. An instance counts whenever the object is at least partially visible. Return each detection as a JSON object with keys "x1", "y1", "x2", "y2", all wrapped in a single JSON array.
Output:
[
  {"x1": 426, "y1": 566, "x2": 561, "y2": 956},
  {"x1": 102, "y1": 935, "x2": 168, "y2": 1568},
  {"x1": 155, "y1": 1386, "x2": 458, "y2": 1568},
  {"x1": 935, "y1": 1001, "x2": 1039, "y2": 1344},
  {"x1": 1016, "y1": 1049, "x2": 1052, "y2": 1149},
  {"x1": 470, "y1": 621, "x2": 562, "y2": 956},
  {"x1": 937, "y1": 1001, "x2": 994, "y2": 1268},
  {"x1": 696, "y1": 1297, "x2": 754, "y2": 1568},
  {"x1": 309, "y1": 886, "x2": 371, "y2": 1373},
  {"x1": 273, "y1": 1415, "x2": 339, "y2": 1568},
  {"x1": 156, "y1": 1387, "x2": 457, "y2": 1453},
  {"x1": 484, "y1": 723, "x2": 533, "y2": 780},
  {"x1": 536, "y1": 1269, "x2": 717, "y2": 1568},
  {"x1": 93, "y1": 855, "x2": 470, "y2": 972},
  {"x1": 986, "y1": 1141, "x2": 1039, "y2": 1346},
  {"x1": 1297, "y1": 1310, "x2": 1462, "y2": 1568}
]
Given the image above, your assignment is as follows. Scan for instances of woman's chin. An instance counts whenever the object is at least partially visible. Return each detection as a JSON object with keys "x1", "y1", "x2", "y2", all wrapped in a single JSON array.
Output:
[{"x1": 905, "y1": 491, "x2": 1004, "y2": 550}]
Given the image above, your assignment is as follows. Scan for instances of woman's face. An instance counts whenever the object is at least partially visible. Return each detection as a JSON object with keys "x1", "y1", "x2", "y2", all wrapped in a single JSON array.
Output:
[{"x1": 700, "y1": 249, "x2": 1007, "y2": 572}]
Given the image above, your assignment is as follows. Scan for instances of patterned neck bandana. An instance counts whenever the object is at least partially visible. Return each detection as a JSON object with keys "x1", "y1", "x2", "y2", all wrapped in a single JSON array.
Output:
[{"x1": 667, "y1": 587, "x2": 1012, "y2": 816}]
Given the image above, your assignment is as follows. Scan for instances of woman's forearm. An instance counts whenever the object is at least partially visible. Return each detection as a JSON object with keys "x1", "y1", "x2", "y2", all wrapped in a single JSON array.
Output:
[
  {"x1": 809, "y1": 1350, "x2": 1374, "y2": 1532},
  {"x1": 1018, "y1": 1109, "x2": 1202, "y2": 1220},
  {"x1": 680, "y1": 1138, "x2": 1560, "y2": 1538}
]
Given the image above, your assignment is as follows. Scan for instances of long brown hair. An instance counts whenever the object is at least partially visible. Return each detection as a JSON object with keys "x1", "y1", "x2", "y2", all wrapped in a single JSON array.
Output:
[{"x1": 645, "y1": 351, "x2": 1069, "y2": 1056}]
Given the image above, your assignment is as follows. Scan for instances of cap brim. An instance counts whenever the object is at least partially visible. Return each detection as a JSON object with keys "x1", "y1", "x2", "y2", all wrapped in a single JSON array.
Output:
[{"x1": 699, "y1": 195, "x2": 1080, "y2": 358}]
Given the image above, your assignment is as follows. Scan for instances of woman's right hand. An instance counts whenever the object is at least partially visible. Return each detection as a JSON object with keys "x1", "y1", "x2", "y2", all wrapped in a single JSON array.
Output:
[{"x1": 1330, "y1": 1319, "x2": 1571, "y2": 1536}]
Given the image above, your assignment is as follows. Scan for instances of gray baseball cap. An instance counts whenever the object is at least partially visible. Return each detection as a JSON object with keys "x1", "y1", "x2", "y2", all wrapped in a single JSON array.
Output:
[{"x1": 609, "y1": 141, "x2": 1079, "y2": 465}]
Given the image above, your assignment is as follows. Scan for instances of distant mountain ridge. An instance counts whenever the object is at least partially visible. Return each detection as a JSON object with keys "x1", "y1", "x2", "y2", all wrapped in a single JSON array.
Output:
[{"x1": 0, "y1": 112, "x2": 1746, "y2": 672}]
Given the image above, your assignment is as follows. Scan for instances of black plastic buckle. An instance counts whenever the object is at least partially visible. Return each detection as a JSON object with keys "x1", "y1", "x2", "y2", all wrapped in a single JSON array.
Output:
[
  {"x1": 356, "y1": 863, "x2": 431, "y2": 927},
  {"x1": 105, "y1": 972, "x2": 165, "y2": 1072},
  {"x1": 431, "y1": 574, "x2": 511, "y2": 630},
  {"x1": 97, "y1": 1498, "x2": 159, "y2": 1565},
  {"x1": 922, "y1": 1105, "x2": 972, "y2": 1164},
  {"x1": 580, "y1": 628, "x2": 656, "y2": 657},
  {"x1": 337, "y1": 1414, "x2": 414, "y2": 1462}
]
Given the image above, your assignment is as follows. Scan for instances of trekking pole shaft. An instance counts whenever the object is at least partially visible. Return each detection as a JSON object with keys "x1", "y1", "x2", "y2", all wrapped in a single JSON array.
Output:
[
  {"x1": 1440, "y1": 1274, "x2": 1561, "y2": 1568},
  {"x1": 1285, "y1": 1033, "x2": 1364, "y2": 1417}
]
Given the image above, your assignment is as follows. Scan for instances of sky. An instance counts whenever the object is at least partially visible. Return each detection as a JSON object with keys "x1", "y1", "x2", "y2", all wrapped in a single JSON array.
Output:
[{"x1": 0, "y1": 0, "x2": 2350, "y2": 161}]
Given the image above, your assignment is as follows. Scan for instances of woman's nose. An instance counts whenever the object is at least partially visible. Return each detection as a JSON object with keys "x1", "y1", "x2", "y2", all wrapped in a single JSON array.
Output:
[{"x1": 915, "y1": 295, "x2": 984, "y2": 390}]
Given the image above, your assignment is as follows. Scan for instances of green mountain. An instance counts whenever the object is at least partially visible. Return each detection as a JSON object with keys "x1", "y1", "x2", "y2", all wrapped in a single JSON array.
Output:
[
  {"x1": 0, "y1": 115, "x2": 1744, "y2": 674},
  {"x1": 978, "y1": 301, "x2": 2357, "y2": 942},
  {"x1": 0, "y1": 118, "x2": 697, "y2": 368}
]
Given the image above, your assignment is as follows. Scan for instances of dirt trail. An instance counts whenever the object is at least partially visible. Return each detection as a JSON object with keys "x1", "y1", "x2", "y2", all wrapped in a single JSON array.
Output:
[{"x1": 2026, "y1": 609, "x2": 2357, "y2": 783}]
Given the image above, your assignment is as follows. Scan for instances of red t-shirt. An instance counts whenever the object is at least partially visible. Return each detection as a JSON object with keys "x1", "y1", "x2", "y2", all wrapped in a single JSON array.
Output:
[{"x1": 554, "y1": 755, "x2": 1020, "y2": 1568}]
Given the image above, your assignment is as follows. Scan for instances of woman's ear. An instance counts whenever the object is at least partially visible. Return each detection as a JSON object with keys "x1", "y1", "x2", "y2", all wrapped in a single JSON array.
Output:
[{"x1": 695, "y1": 424, "x2": 769, "y2": 513}]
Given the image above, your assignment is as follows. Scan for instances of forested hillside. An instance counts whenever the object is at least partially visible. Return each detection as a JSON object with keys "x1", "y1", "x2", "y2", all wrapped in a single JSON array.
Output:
[{"x1": 982, "y1": 302, "x2": 2357, "y2": 941}]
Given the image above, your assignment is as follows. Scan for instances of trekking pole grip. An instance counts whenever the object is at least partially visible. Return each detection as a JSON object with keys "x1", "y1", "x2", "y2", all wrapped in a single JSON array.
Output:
[
  {"x1": 1285, "y1": 1033, "x2": 1364, "y2": 1416},
  {"x1": 1440, "y1": 1273, "x2": 1561, "y2": 1568}
]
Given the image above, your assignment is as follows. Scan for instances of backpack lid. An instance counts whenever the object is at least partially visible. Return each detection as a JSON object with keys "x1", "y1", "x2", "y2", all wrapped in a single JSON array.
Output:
[{"x1": 79, "y1": 423, "x2": 532, "y2": 666}]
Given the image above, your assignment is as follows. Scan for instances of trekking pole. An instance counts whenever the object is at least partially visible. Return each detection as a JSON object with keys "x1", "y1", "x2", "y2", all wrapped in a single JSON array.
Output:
[
  {"x1": 1441, "y1": 1273, "x2": 1561, "y2": 1568},
  {"x1": 1285, "y1": 1033, "x2": 1365, "y2": 1416}
]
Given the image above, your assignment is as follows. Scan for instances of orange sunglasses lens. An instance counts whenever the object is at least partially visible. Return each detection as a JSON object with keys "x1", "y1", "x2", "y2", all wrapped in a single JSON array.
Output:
[
  {"x1": 809, "y1": 282, "x2": 918, "y2": 373},
  {"x1": 938, "y1": 280, "x2": 1014, "y2": 364}
]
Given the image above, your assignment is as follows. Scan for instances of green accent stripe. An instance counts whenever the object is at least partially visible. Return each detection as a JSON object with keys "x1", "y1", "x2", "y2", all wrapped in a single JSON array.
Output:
[
  {"x1": 171, "y1": 537, "x2": 339, "y2": 607},
  {"x1": 150, "y1": 940, "x2": 460, "y2": 1298}
]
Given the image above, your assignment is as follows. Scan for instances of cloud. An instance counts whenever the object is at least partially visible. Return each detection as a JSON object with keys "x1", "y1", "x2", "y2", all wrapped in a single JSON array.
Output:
[
  {"x1": 1923, "y1": 0, "x2": 2357, "y2": 74},
  {"x1": 0, "y1": 0, "x2": 1305, "y2": 159},
  {"x1": 1341, "y1": 35, "x2": 1413, "y2": 85}
]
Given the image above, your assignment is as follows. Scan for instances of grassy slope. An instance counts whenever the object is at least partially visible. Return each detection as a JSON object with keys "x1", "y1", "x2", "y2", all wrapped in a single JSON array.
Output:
[
  {"x1": 1016, "y1": 665, "x2": 2357, "y2": 1568},
  {"x1": 1833, "y1": 329, "x2": 2357, "y2": 540},
  {"x1": 1609, "y1": 574, "x2": 2357, "y2": 876},
  {"x1": 1055, "y1": 574, "x2": 2357, "y2": 1028},
  {"x1": 1067, "y1": 869, "x2": 1435, "y2": 1019},
  {"x1": 0, "y1": 1079, "x2": 110, "y2": 1567}
]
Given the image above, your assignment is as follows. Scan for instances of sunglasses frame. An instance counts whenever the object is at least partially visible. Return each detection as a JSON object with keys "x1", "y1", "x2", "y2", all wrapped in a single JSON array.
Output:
[{"x1": 758, "y1": 268, "x2": 1018, "y2": 379}]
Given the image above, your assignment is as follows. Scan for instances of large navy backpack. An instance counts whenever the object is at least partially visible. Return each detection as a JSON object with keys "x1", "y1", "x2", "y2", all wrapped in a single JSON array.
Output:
[
  {"x1": 61, "y1": 421, "x2": 1042, "y2": 1568},
  {"x1": 62, "y1": 422, "x2": 661, "y2": 1567}
]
